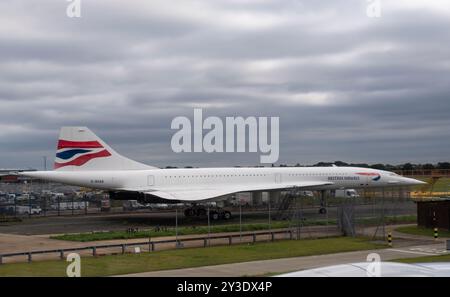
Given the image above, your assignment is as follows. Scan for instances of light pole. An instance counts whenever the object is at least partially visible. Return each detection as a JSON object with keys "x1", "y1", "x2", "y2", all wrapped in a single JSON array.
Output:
[
  {"x1": 43, "y1": 156, "x2": 47, "y2": 171},
  {"x1": 175, "y1": 208, "x2": 180, "y2": 248},
  {"x1": 268, "y1": 196, "x2": 271, "y2": 232},
  {"x1": 207, "y1": 206, "x2": 210, "y2": 246}
]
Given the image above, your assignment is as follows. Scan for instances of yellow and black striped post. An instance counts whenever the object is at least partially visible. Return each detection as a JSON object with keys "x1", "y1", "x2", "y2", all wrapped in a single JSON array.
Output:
[
  {"x1": 388, "y1": 232, "x2": 392, "y2": 247},
  {"x1": 434, "y1": 228, "x2": 438, "y2": 240}
]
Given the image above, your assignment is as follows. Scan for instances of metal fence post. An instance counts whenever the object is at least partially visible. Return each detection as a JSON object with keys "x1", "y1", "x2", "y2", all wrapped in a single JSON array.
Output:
[
  {"x1": 268, "y1": 197, "x2": 271, "y2": 232},
  {"x1": 92, "y1": 247, "x2": 97, "y2": 256},
  {"x1": 28, "y1": 194, "x2": 32, "y2": 218},
  {"x1": 43, "y1": 195, "x2": 47, "y2": 217},
  {"x1": 239, "y1": 203, "x2": 242, "y2": 243},
  {"x1": 0, "y1": 255, "x2": 3, "y2": 265},
  {"x1": 28, "y1": 253, "x2": 32, "y2": 263},
  {"x1": 71, "y1": 195, "x2": 74, "y2": 216},
  {"x1": 228, "y1": 236, "x2": 232, "y2": 245},
  {"x1": 175, "y1": 209, "x2": 179, "y2": 248},
  {"x1": 207, "y1": 206, "x2": 210, "y2": 247},
  {"x1": 252, "y1": 233, "x2": 256, "y2": 243},
  {"x1": 122, "y1": 244, "x2": 126, "y2": 254},
  {"x1": 60, "y1": 250, "x2": 64, "y2": 260}
]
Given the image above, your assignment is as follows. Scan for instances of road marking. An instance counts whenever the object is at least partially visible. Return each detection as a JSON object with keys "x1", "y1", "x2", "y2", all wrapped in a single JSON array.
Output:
[
  {"x1": 387, "y1": 249, "x2": 437, "y2": 256},
  {"x1": 410, "y1": 247, "x2": 448, "y2": 254}
]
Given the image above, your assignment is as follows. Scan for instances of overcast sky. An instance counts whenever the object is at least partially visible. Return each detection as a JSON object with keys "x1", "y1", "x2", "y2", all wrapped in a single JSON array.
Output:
[{"x1": 1, "y1": 0, "x2": 449, "y2": 169}]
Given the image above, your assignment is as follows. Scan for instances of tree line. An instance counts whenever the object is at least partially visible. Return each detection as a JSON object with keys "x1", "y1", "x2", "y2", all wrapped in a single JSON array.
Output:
[
  {"x1": 168, "y1": 162, "x2": 450, "y2": 170},
  {"x1": 302, "y1": 161, "x2": 450, "y2": 171}
]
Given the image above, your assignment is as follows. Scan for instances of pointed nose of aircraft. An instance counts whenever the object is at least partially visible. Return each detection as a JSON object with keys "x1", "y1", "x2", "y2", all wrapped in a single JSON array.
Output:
[{"x1": 403, "y1": 177, "x2": 427, "y2": 186}]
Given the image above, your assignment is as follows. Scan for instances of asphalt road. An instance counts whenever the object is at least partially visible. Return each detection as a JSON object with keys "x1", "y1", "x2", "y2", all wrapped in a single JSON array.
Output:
[{"x1": 120, "y1": 242, "x2": 449, "y2": 277}]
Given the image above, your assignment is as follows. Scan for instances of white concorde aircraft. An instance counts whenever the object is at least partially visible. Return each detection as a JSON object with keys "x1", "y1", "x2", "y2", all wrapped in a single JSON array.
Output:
[{"x1": 20, "y1": 127, "x2": 425, "y2": 204}]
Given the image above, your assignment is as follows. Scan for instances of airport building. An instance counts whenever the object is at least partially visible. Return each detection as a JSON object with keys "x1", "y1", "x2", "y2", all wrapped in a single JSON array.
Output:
[
  {"x1": 417, "y1": 198, "x2": 450, "y2": 231},
  {"x1": 0, "y1": 169, "x2": 36, "y2": 183}
]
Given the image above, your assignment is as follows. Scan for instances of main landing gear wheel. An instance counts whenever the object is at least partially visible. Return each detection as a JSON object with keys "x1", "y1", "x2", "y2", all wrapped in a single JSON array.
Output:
[
  {"x1": 319, "y1": 207, "x2": 327, "y2": 214},
  {"x1": 211, "y1": 212, "x2": 220, "y2": 221},
  {"x1": 224, "y1": 211, "x2": 232, "y2": 220},
  {"x1": 184, "y1": 205, "x2": 232, "y2": 220}
]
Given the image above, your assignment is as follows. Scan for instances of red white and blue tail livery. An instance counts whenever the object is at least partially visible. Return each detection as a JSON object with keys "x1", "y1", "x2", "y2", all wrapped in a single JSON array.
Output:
[
  {"x1": 53, "y1": 127, "x2": 154, "y2": 171},
  {"x1": 55, "y1": 140, "x2": 111, "y2": 169}
]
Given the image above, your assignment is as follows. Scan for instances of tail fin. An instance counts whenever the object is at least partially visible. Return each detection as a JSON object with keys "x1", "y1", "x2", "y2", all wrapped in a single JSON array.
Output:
[{"x1": 54, "y1": 127, "x2": 157, "y2": 171}]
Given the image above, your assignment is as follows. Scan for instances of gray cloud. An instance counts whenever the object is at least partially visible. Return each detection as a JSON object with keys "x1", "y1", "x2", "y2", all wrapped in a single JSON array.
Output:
[{"x1": 0, "y1": 0, "x2": 449, "y2": 169}]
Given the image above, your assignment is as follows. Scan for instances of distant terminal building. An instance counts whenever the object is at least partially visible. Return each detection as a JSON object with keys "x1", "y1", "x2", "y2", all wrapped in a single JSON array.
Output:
[{"x1": 0, "y1": 169, "x2": 37, "y2": 183}]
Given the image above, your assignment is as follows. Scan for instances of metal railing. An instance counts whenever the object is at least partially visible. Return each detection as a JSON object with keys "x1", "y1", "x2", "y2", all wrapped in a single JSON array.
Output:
[{"x1": 0, "y1": 229, "x2": 298, "y2": 264}]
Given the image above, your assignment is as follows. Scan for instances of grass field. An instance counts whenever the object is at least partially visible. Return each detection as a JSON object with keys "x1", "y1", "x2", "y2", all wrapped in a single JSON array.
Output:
[
  {"x1": 396, "y1": 225, "x2": 450, "y2": 238},
  {"x1": 395, "y1": 254, "x2": 450, "y2": 264},
  {"x1": 50, "y1": 220, "x2": 335, "y2": 241},
  {"x1": 0, "y1": 237, "x2": 385, "y2": 277},
  {"x1": 356, "y1": 215, "x2": 416, "y2": 226},
  {"x1": 414, "y1": 177, "x2": 450, "y2": 193},
  {"x1": 52, "y1": 215, "x2": 417, "y2": 242}
]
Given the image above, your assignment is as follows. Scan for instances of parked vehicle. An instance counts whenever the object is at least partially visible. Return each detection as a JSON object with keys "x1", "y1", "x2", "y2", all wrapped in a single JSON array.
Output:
[
  {"x1": 101, "y1": 199, "x2": 111, "y2": 212},
  {"x1": 15, "y1": 193, "x2": 36, "y2": 201},
  {"x1": 147, "y1": 203, "x2": 169, "y2": 210},
  {"x1": 52, "y1": 193, "x2": 65, "y2": 199},
  {"x1": 50, "y1": 201, "x2": 88, "y2": 210},
  {"x1": 169, "y1": 203, "x2": 187, "y2": 209},
  {"x1": 298, "y1": 191, "x2": 314, "y2": 197},
  {"x1": 15, "y1": 205, "x2": 42, "y2": 215},
  {"x1": 123, "y1": 200, "x2": 145, "y2": 211},
  {"x1": 333, "y1": 189, "x2": 359, "y2": 198}
]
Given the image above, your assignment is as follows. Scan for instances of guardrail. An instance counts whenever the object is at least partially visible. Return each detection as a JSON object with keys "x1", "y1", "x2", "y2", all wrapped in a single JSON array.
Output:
[{"x1": 0, "y1": 229, "x2": 297, "y2": 264}]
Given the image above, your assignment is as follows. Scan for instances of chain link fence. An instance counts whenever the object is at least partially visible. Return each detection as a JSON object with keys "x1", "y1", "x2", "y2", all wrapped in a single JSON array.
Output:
[{"x1": 1, "y1": 181, "x2": 416, "y2": 243}]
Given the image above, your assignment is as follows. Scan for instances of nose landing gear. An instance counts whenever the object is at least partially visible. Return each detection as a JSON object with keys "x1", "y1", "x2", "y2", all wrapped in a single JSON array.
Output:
[{"x1": 319, "y1": 190, "x2": 328, "y2": 214}]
